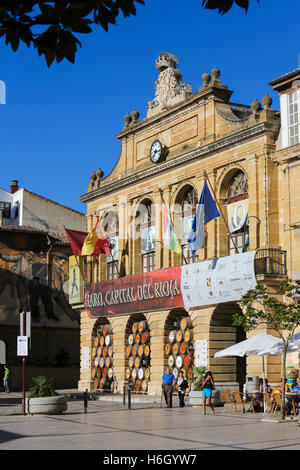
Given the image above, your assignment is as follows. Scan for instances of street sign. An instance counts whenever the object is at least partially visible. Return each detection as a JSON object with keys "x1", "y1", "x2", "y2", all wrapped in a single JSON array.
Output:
[
  {"x1": 0, "y1": 340, "x2": 6, "y2": 364},
  {"x1": 20, "y1": 311, "x2": 31, "y2": 338},
  {"x1": 17, "y1": 336, "x2": 28, "y2": 357}
]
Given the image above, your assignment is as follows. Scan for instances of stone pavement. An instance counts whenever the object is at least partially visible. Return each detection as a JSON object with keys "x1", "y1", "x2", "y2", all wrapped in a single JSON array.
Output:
[{"x1": 0, "y1": 390, "x2": 300, "y2": 450}]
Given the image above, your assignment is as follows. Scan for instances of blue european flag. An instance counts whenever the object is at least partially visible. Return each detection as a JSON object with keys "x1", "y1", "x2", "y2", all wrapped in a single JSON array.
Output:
[{"x1": 188, "y1": 180, "x2": 220, "y2": 255}]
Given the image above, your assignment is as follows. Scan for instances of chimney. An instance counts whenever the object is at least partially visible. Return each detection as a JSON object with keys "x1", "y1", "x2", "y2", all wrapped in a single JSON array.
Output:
[{"x1": 10, "y1": 180, "x2": 19, "y2": 194}]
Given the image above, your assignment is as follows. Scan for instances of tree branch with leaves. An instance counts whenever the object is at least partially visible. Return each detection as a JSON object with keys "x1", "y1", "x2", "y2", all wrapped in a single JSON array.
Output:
[{"x1": 233, "y1": 280, "x2": 300, "y2": 420}]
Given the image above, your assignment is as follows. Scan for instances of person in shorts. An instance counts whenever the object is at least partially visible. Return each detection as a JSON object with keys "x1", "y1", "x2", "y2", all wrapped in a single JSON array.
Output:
[{"x1": 202, "y1": 370, "x2": 215, "y2": 415}]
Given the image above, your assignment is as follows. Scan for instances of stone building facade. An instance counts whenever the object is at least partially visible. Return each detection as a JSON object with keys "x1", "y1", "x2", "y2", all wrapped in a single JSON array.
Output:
[{"x1": 76, "y1": 54, "x2": 300, "y2": 395}]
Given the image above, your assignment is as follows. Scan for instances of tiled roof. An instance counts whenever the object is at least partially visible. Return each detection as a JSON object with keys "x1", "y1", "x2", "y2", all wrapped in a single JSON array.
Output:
[
  {"x1": 0, "y1": 224, "x2": 69, "y2": 243},
  {"x1": 269, "y1": 68, "x2": 300, "y2": 86}
]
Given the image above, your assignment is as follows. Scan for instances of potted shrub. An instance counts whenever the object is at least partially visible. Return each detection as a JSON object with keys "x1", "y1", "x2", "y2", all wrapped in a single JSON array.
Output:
[
  {"x1": 189, "y1": 367, "x2": 221, "y2": 406},
  {"x1": 25, "y1": 376, "x2": 68, "y2": 415}
]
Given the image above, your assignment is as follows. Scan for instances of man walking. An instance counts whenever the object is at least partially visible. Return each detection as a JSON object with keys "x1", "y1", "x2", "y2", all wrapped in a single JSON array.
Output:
[
  {"x1": 3, "y1": 365, "x2": 10, "y2": 393},
  {"x1": 162, "y1": 367, "x2": 175, "y2": 408}
]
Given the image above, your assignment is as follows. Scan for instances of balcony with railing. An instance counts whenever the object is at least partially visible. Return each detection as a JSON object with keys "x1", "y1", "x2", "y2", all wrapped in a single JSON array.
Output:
[{"x1": 254, "y1": 248, "x2": 287, "y2": 277}]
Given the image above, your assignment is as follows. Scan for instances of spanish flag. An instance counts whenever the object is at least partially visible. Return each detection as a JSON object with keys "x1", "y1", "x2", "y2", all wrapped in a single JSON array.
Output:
[{"x1": 81, "y1": 217, "x2": 111, "y2": 256}]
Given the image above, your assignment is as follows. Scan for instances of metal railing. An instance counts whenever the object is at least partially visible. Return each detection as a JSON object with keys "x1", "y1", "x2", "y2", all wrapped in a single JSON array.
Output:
[{"x1": 254, "y1": 248, "x2": 287, "y2": 276}]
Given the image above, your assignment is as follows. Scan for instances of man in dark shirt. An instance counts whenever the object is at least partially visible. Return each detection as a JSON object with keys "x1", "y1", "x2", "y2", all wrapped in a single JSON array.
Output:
[{"x1": 162, "y1": 367, "x2": 175, "y2": 408}]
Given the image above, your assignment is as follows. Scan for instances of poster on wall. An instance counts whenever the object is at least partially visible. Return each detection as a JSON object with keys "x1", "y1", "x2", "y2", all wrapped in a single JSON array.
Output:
[
  {"x1": 226, "y1": 199, "x2": 249, "y2": 233},
  {"x1": 69, "y1": 255, "x2": 84, "y2": 304},
  {"x1": 81, "y1": 346, "x2": 90, "y2": 369},
  {"x1": 195, "y1": 340, "x2": 208, "y2": 367}
]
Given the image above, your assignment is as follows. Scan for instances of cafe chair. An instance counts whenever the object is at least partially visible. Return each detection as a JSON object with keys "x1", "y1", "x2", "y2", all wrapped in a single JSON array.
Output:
[
  {"x1": 263, "y1": 392, "x2": 275, "y2": 415},
  {"x1": 272, "y1": 393, "x2": 286, "y2": 417},
  {"x1": 221, "y1": 391, "x2": 234, "y2": 413},
  {"x1": 232, "y1": 391, "x2": 246, "y2": 414}
]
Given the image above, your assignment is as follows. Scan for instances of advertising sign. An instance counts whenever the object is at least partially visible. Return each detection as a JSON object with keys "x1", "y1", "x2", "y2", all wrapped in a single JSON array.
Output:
[
  {"x1": 81, "y1": 347, "x2": 90, "y2": 369},
  {"x1": 17, "y1": 336, "x2": 28, "y2": 356},
  {"x1": 226, "y1": 199, "x2": 249, "y2": 233},
  {"x1": 69, "y1": 255, "x2": 84, "y2": 304},
  {"x1": 84, "y1": 251, "x2": 257, "y2": 318},
  {"x1": 195, "y1": 340, "x2": 208, "y2": 367}
]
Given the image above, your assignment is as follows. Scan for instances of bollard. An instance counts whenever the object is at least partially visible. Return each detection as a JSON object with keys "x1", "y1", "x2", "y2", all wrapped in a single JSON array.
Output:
[
  {"x1": 123, "y1": 385, "x2": 126, "y2": 406},
  {"x1": 84, "y1": 389, "x2": 88, "y2": 413},
  {"x1": 128, "y1": 388, "x2": 131, "y2": 410}
]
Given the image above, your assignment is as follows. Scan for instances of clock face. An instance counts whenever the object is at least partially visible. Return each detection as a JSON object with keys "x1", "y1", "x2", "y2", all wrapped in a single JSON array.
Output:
[{"x1": 150, "y1": 140, "x2": 162, "y2": 163}]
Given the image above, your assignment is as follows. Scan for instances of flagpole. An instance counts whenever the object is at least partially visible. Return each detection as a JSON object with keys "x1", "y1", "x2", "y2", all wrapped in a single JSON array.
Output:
[
  {"x1": 158, "y1": 189, "x2": 188, "y2": 265},
  {"x1": 203, "y1": 171, "x2": 239, "y2": 254}
]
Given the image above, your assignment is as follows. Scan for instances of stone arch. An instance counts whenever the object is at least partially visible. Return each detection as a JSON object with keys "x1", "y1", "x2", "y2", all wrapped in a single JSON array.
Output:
[
  {"x1": 124, "y1": 313, "x2": 151, "y2": 392},
  {"x1": 164, "y1": 308, "x2": 194, "y2": 384},
  {"x1": 209, "y1": 302, "x2": 246, "y2": 391},
  {"x1": 216, "y1": 163, "x2": 248, "y2": 200},
  {"x1": 91, "y1": 317, "x2": 114, "y2": 391}
]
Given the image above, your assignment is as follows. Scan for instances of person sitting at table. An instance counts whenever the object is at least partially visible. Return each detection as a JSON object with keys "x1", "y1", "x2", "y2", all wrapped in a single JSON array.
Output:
[
  {"x1": 290, "y1": 377, "x2": 300, "y2": 394},
  {"x1": 272, "y1": 378, "x2": 289, "y2": 395},
  {"x1": 259, "y1": 378, "x2": 272, "y2": 394}
]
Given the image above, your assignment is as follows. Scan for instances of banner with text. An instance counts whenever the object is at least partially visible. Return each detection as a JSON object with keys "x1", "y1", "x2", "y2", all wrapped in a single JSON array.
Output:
[{"x1": 84, "y1": 251, "x2": 257, "y2": 317}]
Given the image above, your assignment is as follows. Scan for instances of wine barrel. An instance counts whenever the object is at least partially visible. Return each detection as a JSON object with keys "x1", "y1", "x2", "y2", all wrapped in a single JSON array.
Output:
[
  {"x1": 105, "y1": 335, "x2": 111, "y2": 346},
  {"x1": 135, "y1": 333, "x2": 141, "y2": 345},
  {"x1": 132, "y1": 322, "x2": 138, "y2": 334},
  {"x1": 138, "y1": 368, "x2": 144, "y2": 380},
  {"x1": 100, "y1": 378, "x2": 106, "y2": 389},
  {"x1": 134, "y1": 356, "x2": 142, "y2": 368},
  {"x1": 176, "y1": 330, "x2": 183, "y2": 343},
  {"x1": 99, "y1": 336, "x2": 105, "y2": 346},
  {"x1": 145, "y1": 367, "x2": 150, "y2": 380},
  {"x1": 173, "y1": 367, "x2": 179, "y2": 378},
  {"x1": 180, "y1": 368, "x2": 187, "y2": 377},
  {"x1": 187, "y1": 367, "x2": 194, "y2": 379},
  {"x1": 102, "y1": 346, "x2": 107, "y2": 357},
  {"x1": 91, "y1": 346, "x2": 97, "y2": 358},
  {"x1": 179, "y1": 342, "x2": 187, "y2": 355},
  {"x1": 94, "y1": 337, "x2": 99, "y2": 347},
  {"x1": 97, "y1": 367, "x2": 101, "y2": 378},
  {"x1": 105, "y1": 356, "x2": 112, "y2": 368},
  {"x1": 132, "y1": 344, "x2": 137, "y2": 356},
  {"x1": 141, "y1": 332, "x2": 150, "y2": 344},
  {"x1": 128, "y1": 379, "x2": 135, "y2": 391},
  {"x1": 138, "y1": 344, "x2": 144, "y2": 357},
  {"x1": 172, "y1": 342, "x2": 180, "y2": 355},
  {"x1": 131, "y1": 368, "x2": 138, "y2": 379},
  {"x1": 99, "y1": 357, "x2": 105, "y2": 368},
  {"x1": 183, "y1": 354, "x2": 192, "y2": 367},
  {"x1": 128, "y1": 334, "x2": 135, "y2": 345},
  {"x1": 141, "y1": 356, "x2": 150, "y2": 368},
  {"x1": 128, "y1": 356, "x2": 134, "y2": 368},
  {"x1": 91, "y1": 367, "x2": 97, "y2": 378},
  {"x1": 94, "y1": 378, "x2": 100, "y2": 389},
  {"x1": 102, "y1": 324, "x2": 112, "y2": 335},
  {"x1": 168, "y1": 330, "x2": 176, "y2": 343},
  {"x1": 125, "y1": 345, "x2": 132, "y2": 358},
  {"x1": 125, "y1": 368, "x2": 131, "y2": 380},
  {"x1": 187, "y1": 343, "x2": 194, "y2": 355},
  {"x1": 144, "y1": 344, "x2": 150, "y2": 357},
  {"x1": 138, "y1": 320, "x2": 147, "y2": 333},
  {"x1": 102, "y1": 367, "x2": 108, "y2": 378},
  {"x1": 97, "y1": 346, "x2": 102, "y2": 357},
  {"x1": 179, "y1": 317, "x2": 193, "y2": 330},
  {"x1": 108, "y1": 345, "x2": 113, "y2": 357},
  {"x1": 94, "y1": 357, "x2": 100, "y2": 367},
  {"x1": 107, "y1": 368, "x2": 113, "y2": 379},
  {"x1": 141, "y1": 379, "x2": 148, "y2": 392},
  {"x1": 176, "y1": 355, "x2": 183, "y2": 368},
  {"x1": 97, "y1": 326, "x2": 103, "y2": 336},
  {"x1": 183, "y1": 329, "x2": 192, "y2": 343},
  {"x1": 165, "y1": 343, "x2": 171, "y2": 355},
  {"x1": 135, "y1": 379, "x2": 141, "y2": 391},
  {"x1": 168, "y1": 355, "x2": 176, "y2": 367}
]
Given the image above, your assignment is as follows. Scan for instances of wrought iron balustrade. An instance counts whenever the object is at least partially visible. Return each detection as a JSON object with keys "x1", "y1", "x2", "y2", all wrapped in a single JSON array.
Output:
[{"x1": 254, "y1": 248, "x2": 287, "y2": 276}]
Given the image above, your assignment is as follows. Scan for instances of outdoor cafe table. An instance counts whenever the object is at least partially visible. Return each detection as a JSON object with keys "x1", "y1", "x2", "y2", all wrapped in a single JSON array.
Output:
[
  {"x1": 244, "y1": 391, "x2": 262, "y2": 412},
  {"x1": 285, "y1": 392, "x2": 300, "y2": 417}
]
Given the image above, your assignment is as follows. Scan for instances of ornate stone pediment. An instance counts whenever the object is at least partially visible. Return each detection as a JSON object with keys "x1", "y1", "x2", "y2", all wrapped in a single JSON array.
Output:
[{"x1": 147, "y1": 53, "x2": 193, "y2": 118}]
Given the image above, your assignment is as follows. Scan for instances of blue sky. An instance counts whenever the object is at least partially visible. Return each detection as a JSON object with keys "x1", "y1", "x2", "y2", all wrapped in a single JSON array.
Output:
[{"x1": 0, "y1": 0, "x2": 299, "y2": 214}]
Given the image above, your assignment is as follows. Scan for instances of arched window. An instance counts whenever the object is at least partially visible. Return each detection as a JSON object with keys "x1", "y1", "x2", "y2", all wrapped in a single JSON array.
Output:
[
  {"x1": 137, "y1": 199, "x2": 155, "y2": 272},
  {"x1": 225, "y1": 171, "x2": 249, "y2": 255},
  {"x1": 180, "y1": 187, "x2": 198, "y2": 264}
]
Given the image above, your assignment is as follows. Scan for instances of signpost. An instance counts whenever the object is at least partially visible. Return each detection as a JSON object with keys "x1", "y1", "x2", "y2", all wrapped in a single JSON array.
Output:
[{"x1": 18, "y1": 311, "x2": 30, "y2": 416}]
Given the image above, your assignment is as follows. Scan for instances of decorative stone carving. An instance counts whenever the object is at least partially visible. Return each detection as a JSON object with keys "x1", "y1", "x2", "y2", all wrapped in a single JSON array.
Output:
[
  {"x1": 201, "y1": 71, "x2": 211, "y2": 87},
  {"x1": 211, "y1": 66, "x2": 221, "y2": 81},
  {"x1": 88, "y1": 168, "x2": 103, "y2": 192},
  {"x1": 147, "y1": 52, "x2": 193, "y2": 118},
  {"x1": 124, "y1": 113, "x2": 132, "y2": 127},
  {"x1": 262, "y1": 93, "x2": 273, "y2": 109},
  {"x1": 250, "y1": 98, "x2": 262, "y2": 113},
  {"x1": 131, "y1": 109, "x2": 140, "y2": 124}
]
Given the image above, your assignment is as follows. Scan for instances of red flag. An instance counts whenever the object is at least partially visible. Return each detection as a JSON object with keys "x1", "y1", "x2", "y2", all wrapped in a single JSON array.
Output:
[
  {"x1": 64, "y1": 228, "x2": 88, "y2": 256},
  {"x1": 81, "y1": 217, "x2": 111, "y2": 256}
]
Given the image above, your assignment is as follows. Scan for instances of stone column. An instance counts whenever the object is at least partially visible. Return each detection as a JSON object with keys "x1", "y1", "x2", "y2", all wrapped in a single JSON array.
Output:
[
  {"x1": 78, "y1": 310, "x2": 96, "y2": 391},
  {"x1": 146, "y1": 311, "x2": 169, "y2": 396},
  {"x1": 110, "y1": 315, "x2": 128, "y2": 394}
]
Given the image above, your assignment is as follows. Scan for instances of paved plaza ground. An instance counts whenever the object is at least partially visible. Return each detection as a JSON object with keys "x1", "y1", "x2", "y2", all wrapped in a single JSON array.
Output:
[{"x1": 0, "y1": 390, "x2": 300, "y2": 451}]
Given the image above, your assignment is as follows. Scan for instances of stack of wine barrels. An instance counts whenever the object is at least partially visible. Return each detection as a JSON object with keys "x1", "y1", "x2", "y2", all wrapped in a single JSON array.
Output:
[
  {"x1": 91, "y1": 324, "x2": 113, "y2": 390},
  {"x1": 125, "y1": 320, "x2": 151, "y2": 392},
  {"x1": 165, "y1": 316, "x2": 194, "y2": 389}
]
